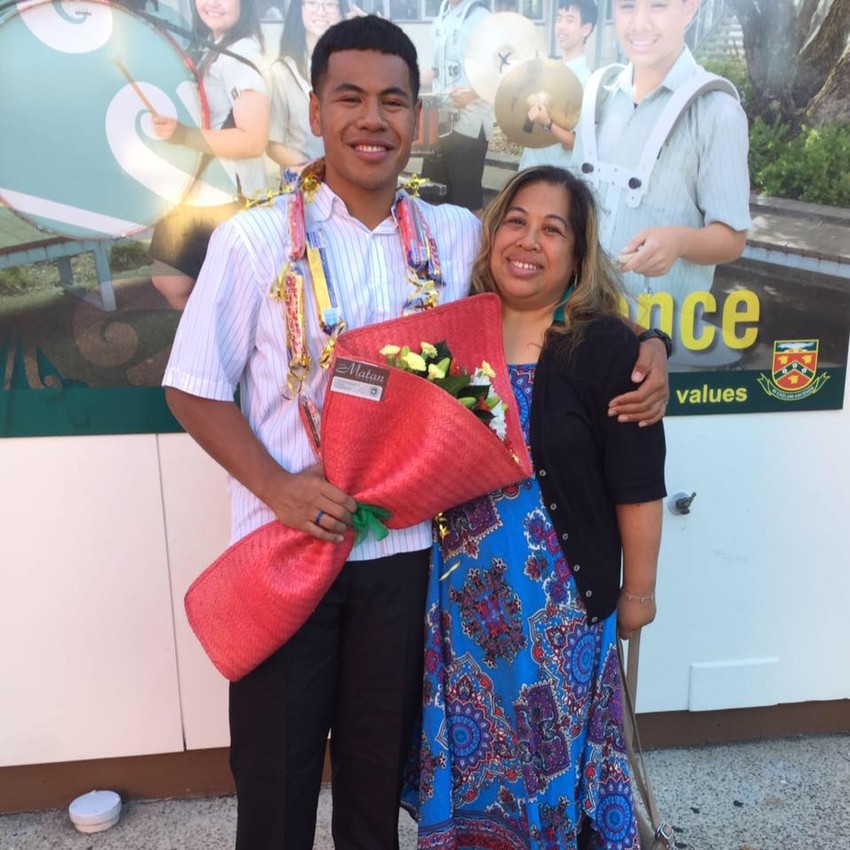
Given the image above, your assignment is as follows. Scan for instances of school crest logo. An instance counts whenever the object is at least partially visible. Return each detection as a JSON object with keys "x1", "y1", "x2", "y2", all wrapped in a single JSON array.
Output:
[{"x1": 757, "y1": 340, "x2": 830, "y2": 401}]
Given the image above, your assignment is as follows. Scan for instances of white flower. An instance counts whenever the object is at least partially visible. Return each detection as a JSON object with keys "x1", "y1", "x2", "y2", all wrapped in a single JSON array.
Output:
[
  {"x1": 380, "y1": 344, "x2": 401, "y2": 356},
  {"x1": 490, "y1": 398, "x2": 507, "y2": 440}
]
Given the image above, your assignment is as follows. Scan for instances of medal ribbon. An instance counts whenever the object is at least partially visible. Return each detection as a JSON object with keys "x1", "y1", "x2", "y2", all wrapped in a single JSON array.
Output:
[
  {"x1": 272, "y1": 160, "x2": 445, "y2": 393},
  {"x1": 270, "y1": 189, "x2": 312, "y2": 396},
  {"x1": 396, "y1": 193, "x2": 444, "y2": 314},
  {"x1": 305, "y1": 231, "x2": 346, "y2": 367}
]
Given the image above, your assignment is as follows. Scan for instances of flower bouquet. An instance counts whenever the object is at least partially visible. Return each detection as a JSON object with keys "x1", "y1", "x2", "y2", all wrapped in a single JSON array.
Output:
[{"x1": 184, "y1": 293, "x2": 532, "y2": 681}]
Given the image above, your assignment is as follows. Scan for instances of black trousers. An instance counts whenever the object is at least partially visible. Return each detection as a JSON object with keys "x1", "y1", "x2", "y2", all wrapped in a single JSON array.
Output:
[
  {"x1": 422, "y1": 128, "x2": 488, "y2": 212},
  {"x1": 229, "y1": 549, "x2": 430, "y2": 850}
]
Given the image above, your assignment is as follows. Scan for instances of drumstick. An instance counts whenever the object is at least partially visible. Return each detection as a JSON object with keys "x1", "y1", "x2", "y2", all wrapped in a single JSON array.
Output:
[{"x1": 112, "y1": 58, "x2": 159, "y2": 116}]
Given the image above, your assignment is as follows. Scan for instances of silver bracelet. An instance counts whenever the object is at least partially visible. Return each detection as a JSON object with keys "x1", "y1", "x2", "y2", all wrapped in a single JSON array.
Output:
[{"x1": 621, "y1": 590, "x2": 655, "y2": 603}]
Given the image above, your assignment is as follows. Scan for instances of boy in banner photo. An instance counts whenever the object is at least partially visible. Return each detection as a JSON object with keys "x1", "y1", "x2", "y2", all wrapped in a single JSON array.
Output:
[
  {"x1": 520, "y1": 0, "x2": 597, "y2": 172},
  {"x1": 149, "y1": 0, "x2": 271, "y2": 311},
  {"x1": 571, "y1": 0, "x2": 751, "y2": 363}
]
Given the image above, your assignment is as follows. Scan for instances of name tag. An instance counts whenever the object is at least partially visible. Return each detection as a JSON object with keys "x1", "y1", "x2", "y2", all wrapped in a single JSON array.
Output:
[{"x1": 330, "y1": 358, "x2": 389, "y2": 402}]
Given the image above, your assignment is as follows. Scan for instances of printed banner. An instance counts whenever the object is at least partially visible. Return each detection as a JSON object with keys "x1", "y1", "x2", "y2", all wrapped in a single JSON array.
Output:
[
  {"x1": 0, "y1": 1, "x2": 847, "y2": 437},
  {"x1": 652, "y1": 259, "x2": 849, "y2": 415}
]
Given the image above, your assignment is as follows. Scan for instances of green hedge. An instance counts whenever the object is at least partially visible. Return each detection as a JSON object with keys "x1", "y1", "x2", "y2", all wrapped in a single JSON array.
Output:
[{"x1": 750, "y1": 120, "x2": 850, "y2": 207}]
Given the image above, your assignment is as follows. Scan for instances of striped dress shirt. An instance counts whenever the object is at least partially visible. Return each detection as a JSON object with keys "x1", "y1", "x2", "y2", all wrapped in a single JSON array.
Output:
[{"x1": 163, "y1": 183, "x2": 482, "y2": 559}]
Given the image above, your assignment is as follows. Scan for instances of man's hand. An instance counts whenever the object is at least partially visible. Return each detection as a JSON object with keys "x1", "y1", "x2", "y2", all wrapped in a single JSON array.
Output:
[
  {"x1": 268, "y1": 463, "x2": 357, "y2": 544},
  {"x1": 164, "y1": 390, "x2": 357, "y2": 544},
  {"x1": 618, "y1": 222, "x2": 747, "y2": 275},
  {"x1": 608, "y1": 337, "x2": 669, "y2": 426},
  {"x1": 618, "y1": 226, "x2": 687, "y2": 277},
  {"x1": 526, "y1": 101, "x2": 552, "y2": 127}
]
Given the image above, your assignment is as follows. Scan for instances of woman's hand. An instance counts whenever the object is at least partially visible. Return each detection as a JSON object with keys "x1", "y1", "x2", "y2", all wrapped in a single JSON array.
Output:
[
  {"x1": 159, "y1": 91, "x2": 270, "y2": 157},
  {"x1": 151, "y1": 114, "x2": 178, "y2": 141},
  {"x1": 615, "y1": 501, "x2": 661, "y2": 641},
  {"x1": 617, "y1": 592, "x2": 656, "y2": 641}
]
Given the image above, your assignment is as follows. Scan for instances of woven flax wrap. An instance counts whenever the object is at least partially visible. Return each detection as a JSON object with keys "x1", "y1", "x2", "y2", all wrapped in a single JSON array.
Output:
[{"x1": 185, "y1": 293, "x2": 532, "y2": 681}]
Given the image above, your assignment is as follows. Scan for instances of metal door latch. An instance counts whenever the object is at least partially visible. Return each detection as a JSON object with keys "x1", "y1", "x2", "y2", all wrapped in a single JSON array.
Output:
[{"x1": 668, "y1": 491, "x2": 697, "y2": 515}]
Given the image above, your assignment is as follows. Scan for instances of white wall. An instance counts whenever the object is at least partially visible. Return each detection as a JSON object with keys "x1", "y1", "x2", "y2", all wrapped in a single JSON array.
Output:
[
  {"x1": 1, "y1": 367, "x2": 847, "y2": 766},
  {"x1": 0, "y1": 436, "x2": 185, "y2": 766},
  {"x1": 638, "y1": 369, "x2": 850, "y2": 712}
]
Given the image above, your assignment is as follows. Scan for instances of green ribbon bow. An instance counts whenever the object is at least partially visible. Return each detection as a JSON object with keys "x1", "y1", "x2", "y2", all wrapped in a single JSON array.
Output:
[{"x1": 351, "y1": 501, "x2": 392, "y2": 544}]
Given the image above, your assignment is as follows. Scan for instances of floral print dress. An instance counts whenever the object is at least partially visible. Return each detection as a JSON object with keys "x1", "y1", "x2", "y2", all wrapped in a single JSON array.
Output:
[{"x1": 403, "y1": 364, "x2": 640, "y2": 850}]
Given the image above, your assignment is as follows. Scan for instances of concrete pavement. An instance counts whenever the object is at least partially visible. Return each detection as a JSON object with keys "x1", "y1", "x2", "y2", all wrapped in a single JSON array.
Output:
[{"x1": 2, "y1": 733, "x2": 848, "y2": 849}]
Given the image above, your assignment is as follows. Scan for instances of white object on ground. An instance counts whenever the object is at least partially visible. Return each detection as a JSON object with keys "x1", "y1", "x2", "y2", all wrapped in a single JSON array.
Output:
[{"x1": 68, "y1": 789, "x2": 122, "y2": 833}]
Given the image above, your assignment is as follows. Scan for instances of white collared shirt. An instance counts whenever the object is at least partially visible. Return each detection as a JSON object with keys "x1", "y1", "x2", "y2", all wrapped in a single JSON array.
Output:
[
  {"x1": 163, "y1": 183, "x2": 481, "y2": 558},
  {"x1": 191, "y1": 37, "x2": 270, "y2": 204},
  {"x1": 269, "y1": 56, "x2": 325, "y2": 167}
]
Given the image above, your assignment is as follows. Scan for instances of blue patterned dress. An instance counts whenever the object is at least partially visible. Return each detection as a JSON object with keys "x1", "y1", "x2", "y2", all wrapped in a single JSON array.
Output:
[{"x1": 403, "y1": 364, "x2": 640, "y2": 850}]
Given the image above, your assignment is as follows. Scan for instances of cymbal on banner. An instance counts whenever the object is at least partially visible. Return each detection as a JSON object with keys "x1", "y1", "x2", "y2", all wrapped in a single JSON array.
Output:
[
  {"x1": 494, "y1": 58, "x2": 583, "y2": 149},
  {"x1": 464, "y1": 12, "x2": 547, "y2": 104}
]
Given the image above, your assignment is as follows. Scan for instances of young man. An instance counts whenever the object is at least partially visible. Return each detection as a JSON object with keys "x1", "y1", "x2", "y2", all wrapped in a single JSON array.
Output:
[
  {"x1": 423, "y1": 0, "x2": 492, "y2": 214},
  {"x1": 572, "y1": 0, "x2": 751, "y2": 357},
  {"x1": 164, "y1": 17, "x2": 481, "y2": 850},
  {"x1": 164, "y1": 15, "x2": 667, "y2": 850},
  {"x1": 520, "y1": 0, "x2": 597, "y2": 171}
]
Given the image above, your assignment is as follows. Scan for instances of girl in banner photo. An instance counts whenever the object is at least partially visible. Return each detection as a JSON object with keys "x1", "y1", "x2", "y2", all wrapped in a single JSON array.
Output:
[
  {"x1": 149, "y1": 0, "x2": 271, "y2": 310},
  {"x1": 266, "y1": 0, "x2": 352, "y2": 171},
  {"x1": 403, "y1": 166, "x2": 666, "y2": 849}
]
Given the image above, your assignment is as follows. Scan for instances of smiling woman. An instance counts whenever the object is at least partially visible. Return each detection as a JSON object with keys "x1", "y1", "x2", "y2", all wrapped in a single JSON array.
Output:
[
  {"x1": 488, "y1": 181, "x2": 578, "y2": 321},
  {"x1": 403, "y1": 166, "x2": 667, "y2": 849},
  {"x1": 147, "y1": 0, "x2": 271, "y2": 310}
]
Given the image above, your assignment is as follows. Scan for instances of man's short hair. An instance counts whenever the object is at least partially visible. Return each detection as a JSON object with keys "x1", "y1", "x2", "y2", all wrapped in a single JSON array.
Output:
[
  {"x1": 311, "y1": 15, "x2": 420, "y2": 100},
  {"x1": 558, "y1": 0, "x2": 598, "y2": 29}
]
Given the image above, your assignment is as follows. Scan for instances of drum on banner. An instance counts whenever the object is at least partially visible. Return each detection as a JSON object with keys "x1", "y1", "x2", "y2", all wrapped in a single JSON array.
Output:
[{"x1": 0, "y1": 0, "x2": 211, "y2": 240}]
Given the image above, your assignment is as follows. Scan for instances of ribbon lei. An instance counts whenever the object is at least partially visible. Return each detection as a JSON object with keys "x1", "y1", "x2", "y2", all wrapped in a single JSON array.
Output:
[{"x1": 351, "y1": 501, "x2": 392, "y2": 544}]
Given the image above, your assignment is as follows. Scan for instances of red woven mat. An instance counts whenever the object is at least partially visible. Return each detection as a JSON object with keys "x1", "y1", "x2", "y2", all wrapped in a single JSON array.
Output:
[{"x1": 185, "y1": 293, "x2": 532, "y2": 681}]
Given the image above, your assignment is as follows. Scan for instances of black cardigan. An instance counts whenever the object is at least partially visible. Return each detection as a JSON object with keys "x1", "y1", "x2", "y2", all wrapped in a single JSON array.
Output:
[{"x1": 529, "y1": 315, "x2": 667, "y2": 623}]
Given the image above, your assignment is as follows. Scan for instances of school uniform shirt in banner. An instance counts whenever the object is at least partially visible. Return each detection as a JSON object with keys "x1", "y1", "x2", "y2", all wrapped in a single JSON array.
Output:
[
  {"x1": 190, "y1": 36, "x2": 270, "y2": 205},
  {"x1": 269, "y1": 57, "x2": 324, "y2": 168},
  {"x1": 570, "y1": 47, "x2": 751, "y2": 309},
  {"x1": 519, "y1": 53, "x2": 592, "y2": 172},
  {"x1": 162, "y1": 183, "x2": 481, "y2": 560},
  {"x1": 431, "y1": 0, "x2": 493, "y2": 141}
]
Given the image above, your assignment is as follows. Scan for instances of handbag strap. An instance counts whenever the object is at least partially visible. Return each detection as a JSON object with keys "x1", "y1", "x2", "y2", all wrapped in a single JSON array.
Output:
[{"x1": 618, "y1": 632, "x2": 676, "y2": 849}]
